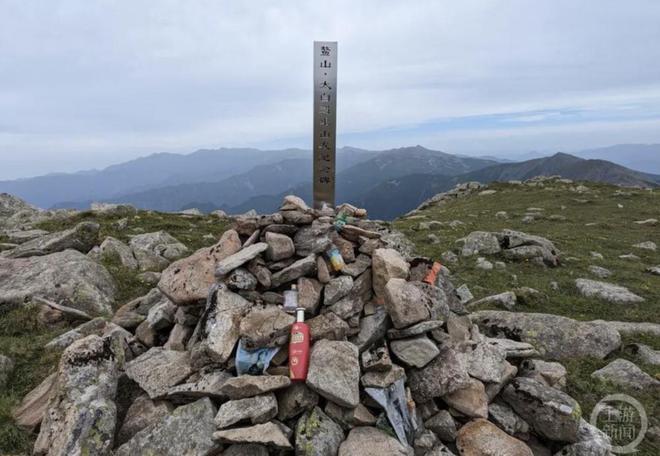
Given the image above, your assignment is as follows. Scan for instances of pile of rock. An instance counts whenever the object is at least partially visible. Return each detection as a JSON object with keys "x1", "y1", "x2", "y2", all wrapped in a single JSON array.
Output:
[
  {"x1": 456, "y1": 229, "x2": 560, "y2": 267},
  {"x1": 17, "y1": 195, "x2": 611, "y2": 455}
]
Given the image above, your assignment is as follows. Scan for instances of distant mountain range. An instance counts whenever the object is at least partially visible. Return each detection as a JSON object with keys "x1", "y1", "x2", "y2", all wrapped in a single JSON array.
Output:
[
  {"x1": 1, "y1": 144, "x2": 658, "y2": 221},
  {"x1": 573, "y1": 144, "x2": 660, "y2": 174}
]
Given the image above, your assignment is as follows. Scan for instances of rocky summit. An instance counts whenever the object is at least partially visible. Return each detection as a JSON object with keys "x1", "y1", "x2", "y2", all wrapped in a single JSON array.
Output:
[{"x1": 1, "y1": 183, "x2": 658, "y2": 455}]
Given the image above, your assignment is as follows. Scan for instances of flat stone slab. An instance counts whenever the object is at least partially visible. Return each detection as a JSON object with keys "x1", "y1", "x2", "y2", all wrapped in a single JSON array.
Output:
[
  {"x1": 591, "y1": 358, "x2": 659, "y2": 391},
  {"x1": 471, "y1": 311, "x2": 621, "y2": 360},
  {"x1": 0, "y1": 249, "x2": 116, "y2": 316},
  {"x1": 218, "y1": 375, "x2": 291, "y2": 400},
  {"x1": 214, "y1": 394, "x2": 278, "y2": 428},
  {"x1": 115, "y1": 398, "x2": 219, "y2": 456},
  {"x1": 390, "y1": 335, "x2": 439, "y2": 368},
  {"x1": 575, "y1": 278, "x2": 644, "y2": 304},
  {"x1": 213, "y1": 422, "x2": 292, "y2": 450},
  {"x1": 387, "y1": 319, "x2": 444, "y2": 340},
  {"x1": 306, "y1": 340, "x2": 360, "y2": 408},
  {"x1": 125, "y1": 348, "x2": 194, "y2": 398},
  {"x1": 215, "y1": 242, "x2": 268, "y2": 276}
]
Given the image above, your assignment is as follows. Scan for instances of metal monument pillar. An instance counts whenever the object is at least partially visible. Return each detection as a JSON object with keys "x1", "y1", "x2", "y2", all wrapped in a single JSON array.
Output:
[{"x1": 313, "y1": 41, "x2": 338, "y2": 209}]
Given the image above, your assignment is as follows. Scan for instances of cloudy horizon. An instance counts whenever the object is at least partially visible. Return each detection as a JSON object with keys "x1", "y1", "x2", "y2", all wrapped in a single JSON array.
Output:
[{"x1": 1, "y1": 0, "x2": 660, "y2": 179}]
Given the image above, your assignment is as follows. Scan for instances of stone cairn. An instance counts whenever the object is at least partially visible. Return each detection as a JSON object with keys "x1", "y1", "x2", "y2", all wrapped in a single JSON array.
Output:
[{"x1": 28, "y1": 195, "x2": 609, "y2": 456}]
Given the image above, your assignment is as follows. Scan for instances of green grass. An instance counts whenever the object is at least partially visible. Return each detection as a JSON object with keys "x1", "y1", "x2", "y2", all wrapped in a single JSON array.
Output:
[
  {"x1": 395, "y1": 180, "x2": 659, "y2": 454},
  {"x1": 35, "y1": 210, "x2": 230, "y2": 252},
  {"x1": 0, "y1": 306, "x2": 64, "y2": 455},
  {"x1": 395, "y1": 181, "x2": 659, "y2": 323},
  {"x1": 1, "y1": 209, "x2": 230, "y2": 454}
]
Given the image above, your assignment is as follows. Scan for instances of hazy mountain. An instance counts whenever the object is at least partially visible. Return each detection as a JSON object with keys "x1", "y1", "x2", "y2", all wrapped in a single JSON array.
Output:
[
  {"x1": 352, "y1": 152, "x2": 660, "y2": 219},
  {"x1": 228, "y1": 147, "x2": 498, "y2": 215},
  {"x1": 573, "y1": 144, "x2": 660, "y2": 174},
  {"x1": 78, "y1": 147, "x2": 380, "y2": 212},
  {"x1": 0, "y1": 147, "x2": 313, "y2": 209},
  {"x1": 48, "y1": 145, "x2": 495, "y2": 213},
  {"x1": 457, "y1": 152, "x2": 660, "y2": 187}
]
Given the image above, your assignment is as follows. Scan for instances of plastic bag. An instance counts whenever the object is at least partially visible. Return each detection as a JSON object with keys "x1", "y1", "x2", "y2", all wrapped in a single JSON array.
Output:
[
  {"x1": 365, "y1": 377, "x2": 418, "y2": 447},
  {"x1": 235, "y1": 338, "x2": 280, "y2": 375}
]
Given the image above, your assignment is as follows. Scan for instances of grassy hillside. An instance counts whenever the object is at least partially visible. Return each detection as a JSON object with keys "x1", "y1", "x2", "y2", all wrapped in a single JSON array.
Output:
[
  {"x1": 395, "y1": 179, "x2": 659, "y2": 454},
  {"x1": 0, "y1": 210, "x2": 229, "y2": 454}
]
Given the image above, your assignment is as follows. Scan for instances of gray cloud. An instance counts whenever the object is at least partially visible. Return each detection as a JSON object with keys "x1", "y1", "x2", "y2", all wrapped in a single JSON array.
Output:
[{"x1": 1, "y1": 0, "x2": 660, "y2": 178}]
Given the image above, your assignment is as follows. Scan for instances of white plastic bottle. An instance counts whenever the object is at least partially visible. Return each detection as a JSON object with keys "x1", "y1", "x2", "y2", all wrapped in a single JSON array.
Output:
[{"x1": 283, "y1": 284, "x2": 299, "y2": 313}]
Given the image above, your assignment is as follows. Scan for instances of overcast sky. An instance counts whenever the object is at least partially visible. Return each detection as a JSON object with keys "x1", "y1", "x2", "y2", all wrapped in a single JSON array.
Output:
[{"x1": 1, "y1": 1, "x2": 660, "y2": 179}]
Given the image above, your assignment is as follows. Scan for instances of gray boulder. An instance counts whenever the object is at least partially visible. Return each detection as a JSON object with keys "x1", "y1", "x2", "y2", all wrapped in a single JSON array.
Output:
[
  {"x1": 34, "y1": 334, "x2": 123, "y2": 456},
  {"x1": 488, "y1": 401, "x2": 530, "y2": 436},
  {"x1": 12, "y1": 373, "x2": 57, "y2": 431},
  {"x1": 298, "y1": 277, "x2": 323, "y2": 313},
  {"x1": 271, "y1": 254, "x2": 317, "y2": 287},
  {"x1": 383, "y1": 278, "x2": 432, "y2": 329},
  {"x1": 0, "y1": 192, "x2": 39, "y2": 219},
  {"x1": 295, "y1": 407, "x2": 344, "y2": 456},
  {"x1": 215, "y1": 242, "x2": 269, "y2": 276},
  {"x1": 124, "y1": 348, "x2": 194, "y2": 399},
  {"x1": 456, "y1": 418, "x2": 533, "y2": 456},
  {"x1": 457, "y1": 231, "x2": 501, "y2": 256},
  {"x1": 371, "y1": 248, "x2": 410, "y2": 298},
  {"x1": 338, "y1": 426, "x2": 409, "y2": 456},
  {"x1": 0, "y1": 249, "x2": 116, "y2": 316},
  {"x1": 264, "y1": 232, "x2": 295, "y2": 261},
  {"x1": 294, "y1": 222, "x2": 332, "y2": 256},
  {"x1": 408, "y1": 345, "x2": 471, "y2": 402},
  {"x1": 213, "y1": 422, "x2": 293, "y2": 450},
  {"x1": 588, "y1": 265, "x2": 611, "y2": 279},
  {"x1": 190, "y1": 287, "x2": 251, "y2": 365},
  {"x1": 575, "y1": 279, "x2": 644, "y2": 304},
  {"x1": 519, "y1": 359, "x2": 567, "y2": 389},
  {"x1": 633, "y1": 240, "x2": 657, "y2": 251},
  {"x1": 164, "y1": 369, "x2": 232, "y2": 402},
  {"x1": 239, "y1": 306, "x2": 295, "y2": 349},
  {"x1": 276, "y1": 383, "x2": 320, "y2": 421},
  {"x1": 218, "y1": 375, "x2": 291, "y2": 400},
  {"x1": 555, "y1": 419, "x2": 612, "y2": 456},
  {"x1": 390, "y1": 335, "x2": 439, "y2": 368},
  {"x1": 425, "y1": 410, "x2": 457, "y2": 442},
  {"x1": 471, "y1": 311, "x2": 621, "y2": 360},
  {"x1": 215, "y1": 394, "x2": 278, "y2": 428},
  {"x1": 324, "y1": 276, "x2": 354, "y2": 306},
  {"x1": 115, "y1": 398, "x2": 219, "y2": 456},
  {"x1": 158, "y1": 230, "x2": 242, "y2": 305},
  {"x1": 116, "y1": 394, "x2": 173, "y2": 445},
  {"x1": 624, "y1": 343, "x2": 660, "y2": 365},
  {"x1": 502, "y1": 377, "x2": 581, "y2": 443},
  {"x1": 307, "y1": 340, "x2": 360, "y2": 407},
  {"x1": 112, "y1": 288, "x2": 167, "y2": 329},
  {"x1": 45, "y1": 317, "x2": 124, "y2": 351},
  {"x1": 443, "y1": 377, "x2": 488, "y2": 418},
  {"x1": 309, "y1": 312, "x2": 350, "y2": 341},
  {"x1": 591, "y1": 358, "x2": 659, "y2": 390},
  {"x1": 93, "y1": 236, "x2": 138, "y2": 269},
  {"x1": 469, "y1": 291, "x2": 517, "y2": 310},
  {"x1": 2, "y1": 221, "x2": 99, "y2": 258},
  {"x1": 349, "y1": 306, "x2": 390, "y2": 351},
  {"x1": 5, "y1": 228, "x2": 49, "y2": 244},
  {"x1": 464, "y1": 342, "x2": 508, "y2": 383},
  {"x1": 129, "y1": 231, "x2": 189, "y2": 271}
]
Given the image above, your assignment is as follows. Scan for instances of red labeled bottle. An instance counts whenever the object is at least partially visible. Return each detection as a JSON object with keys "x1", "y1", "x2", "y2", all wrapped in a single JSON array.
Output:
[{"x1": 289, "y1": 307, "x2": 310, "y2": 381}]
